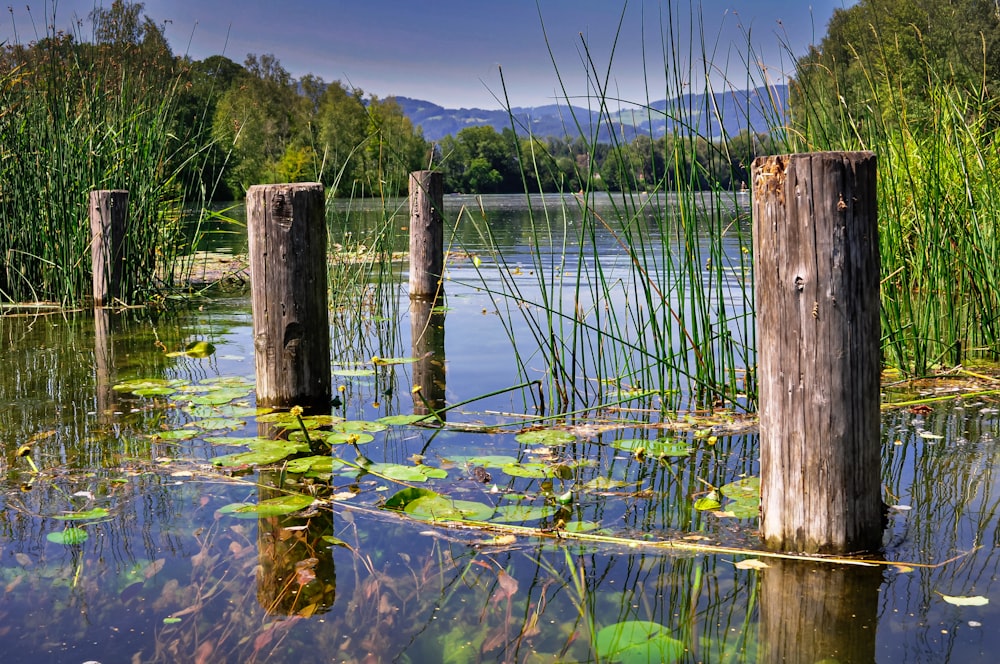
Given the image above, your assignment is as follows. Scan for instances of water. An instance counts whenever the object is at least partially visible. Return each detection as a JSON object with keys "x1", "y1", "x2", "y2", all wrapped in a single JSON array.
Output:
[{"x1": 0, "y1": 194, "x2": 997, "y2": 662}]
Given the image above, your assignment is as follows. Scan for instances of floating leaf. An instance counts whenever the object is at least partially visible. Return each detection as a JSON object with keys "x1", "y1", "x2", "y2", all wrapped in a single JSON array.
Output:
[
  {"x1": 515, "y1": 429, "x2": 576, "y2": 445},
  {"x1": 150, "y1": 428, "x2": 199, "y2": 441},
  {"x1": 333, "y1": 369, "x2": 376, "y2": 377},
  {"x1": 371, "y1": 356, "x2": 418, "y2": 365},
  {"x1": 563, "y1": 520, "x2": 601, "y2": 533},
  {"x1": 322, "y1": 535, "x2": 351, "y2": 548},
  {"x1": 113, "y1": 378, "x2": 185, "y2": 394},
  {"x1": 184, "y1": 340, "x2": 216, "y2": 358},
  {"x1": 694, "y1": 496, "x2": 722, "y2": 511},
  {"x1": 285, "y1": 455, "x2": 340, "y2": 475},
  {"x1": 595, "y1": 620, "x2": 684, "y2": 664},
  {"x1": 212, "y1": 440, "x2": 309, "y2": 467},
  {"x1": 219, "y1": 494, "x2": 315, "y2": 519},
  {"x1": 54, "y1": 508, "x2": 110, "y2": 521},
  {"x1": 187, "y1": 417, "x2": 245, "y2": 431},
  {"x1": 333, "y1": 420, "x2": 388, "y2": 433},
  {"x1": 612, "y1": 438, "x2": 693, "y2": 457},
  {"x1": 720, "y1": 476, "x2": 760, "y2": 501},
  {"x1": 723, "y1": 500, "x2": 760, "y2": 519},
  {"x1": 378, "y1": 414, "x2": 433, "y2": 426},
  {"x1": 323, "y1": 432, "x2": 375, "y2": 446},
  {"x1": 447, "y1": 455, "x2": 520, "y2": 468},
  {"x1": 489, "y1": 504, "x2": 554, "y2": 523},
  {"x1": 47, "y1": 528, "x2": 88, "y2": 545},
  {"x1": 133, "y1": 386, "x2": 178, "y2": 397},
  {"x1": 918, "y1": 431, "x2": 944, "y2": 440},
  {"x1": 385, "y1": 488, "x2": 493, "y2": 522},
  {"x1": 734, "y1": 558, "x2": 770, "y2": 570},
  {"x1": 941, "y1": 594, "x2": 989, "y2": 607},
  {"x1": 366, "y1": 462, "x2": 447, "y2": 482}
]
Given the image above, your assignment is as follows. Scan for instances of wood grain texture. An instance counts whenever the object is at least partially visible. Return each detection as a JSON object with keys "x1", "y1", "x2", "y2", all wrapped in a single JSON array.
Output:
[
  {"x1": 247, "y1": 183, "x2": 331, "y2": 410},
  {"x1": 408, "y1": 170, "x2": 444, "y2": 300},
  {"x1": 752, "y1": 152, "x2": 882, "y2": 554},
  {"x1": 89, "y1": 189, "x2": 128, "y2": 306}
]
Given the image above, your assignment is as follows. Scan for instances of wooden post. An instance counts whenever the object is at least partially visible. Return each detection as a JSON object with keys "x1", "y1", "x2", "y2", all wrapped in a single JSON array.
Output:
[
  {"x1": 408, "y1": 170, "x2": 444, "y2": 301},
  {"x1": 90, "y1": 189, "x2": 128, "y2": 306},
  {"x1": 247, "y1": 183, "x2": 331, "y2": 411},
  {"x1": 410, "y1": 298, "x2": 447, "y2": 417},
  {"x1": 752, "y1": 151, "x2": 882, "y2": 554}
]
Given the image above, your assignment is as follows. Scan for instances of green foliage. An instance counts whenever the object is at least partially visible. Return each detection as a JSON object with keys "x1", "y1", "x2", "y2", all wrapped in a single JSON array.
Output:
[
  {"x1": 791, "y1": 0, "x2": 1000, "y2": 374},
  {"x1": 0, "y1": 1, "x2": 207, "y2": 305}
]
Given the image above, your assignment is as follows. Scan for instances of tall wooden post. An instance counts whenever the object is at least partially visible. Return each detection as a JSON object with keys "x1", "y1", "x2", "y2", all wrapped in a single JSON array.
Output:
[
  {"x1": 408, "y1": 171, "x2": 444, "y2": 301},
  {"x1": 90, "y1": 189, "x2": 128, "y2": 306},
  {"x1": 247, "y1": 183, "x2": 331, "y2": 411},
  {"x1": 752, "y1": 152, "x2": 882, "y2": 554}
]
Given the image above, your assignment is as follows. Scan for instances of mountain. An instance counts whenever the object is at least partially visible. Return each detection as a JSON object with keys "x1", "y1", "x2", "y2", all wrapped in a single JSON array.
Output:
[{"x1": 395, "y1": 85, "x2": 788, "y2": 143}]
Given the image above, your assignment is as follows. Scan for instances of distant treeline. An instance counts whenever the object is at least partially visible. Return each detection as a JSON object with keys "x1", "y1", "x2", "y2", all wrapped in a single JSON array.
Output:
[{"x1": 0, "y1": 1, "x2": 779, "y2": 201}]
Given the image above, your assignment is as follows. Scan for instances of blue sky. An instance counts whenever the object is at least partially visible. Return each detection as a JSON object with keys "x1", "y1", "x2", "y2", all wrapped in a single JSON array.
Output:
[{"x1": 4, "y1": 1, "x2": 854, "y2": 109}]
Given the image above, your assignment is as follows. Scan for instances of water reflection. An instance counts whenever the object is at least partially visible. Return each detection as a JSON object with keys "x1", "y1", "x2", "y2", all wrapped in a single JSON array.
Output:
[{"x1": 2, "y1": 198, "x2": 1000, "y2": 661}]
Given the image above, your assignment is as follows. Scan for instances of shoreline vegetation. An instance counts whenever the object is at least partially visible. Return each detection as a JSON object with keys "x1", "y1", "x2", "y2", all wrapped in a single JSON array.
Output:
[{"x1": 2, "y1": 0, "x2": 1000, "y2": 413}]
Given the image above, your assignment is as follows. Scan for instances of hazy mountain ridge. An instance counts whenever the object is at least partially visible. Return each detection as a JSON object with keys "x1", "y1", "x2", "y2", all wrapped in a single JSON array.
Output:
[{"x1": 396, "y1": 85, "x2": 788, "y2": 142}]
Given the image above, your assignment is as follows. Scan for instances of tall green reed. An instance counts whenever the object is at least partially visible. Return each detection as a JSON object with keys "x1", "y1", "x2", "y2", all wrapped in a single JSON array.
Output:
[
  {"x1": 791, "y1": 35, "x2": 1000, "y2": 375},
  {"x1": 458, "y1": 3, "x2": 774, "y2": 416},
  {"x1": 0, "y1": 23, "x2": 207, "y2": 306}
]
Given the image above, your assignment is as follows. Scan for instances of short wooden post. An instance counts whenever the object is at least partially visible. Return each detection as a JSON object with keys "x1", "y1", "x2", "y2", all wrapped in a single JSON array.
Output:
[
  {"x1": 90, "y1": 189, "x2": 128, "y2": 306},
  {"x1": 408, "y1": 171, "x2": 444, "y2": 301},
  {"x1": 247, "y1": 183, "x2": 331, "y2": 411},
  {"x1": 752, "y1": 151, "x2": 882, "y2": 554},
  {"x1": 410, "y1": 298, "x2": 447, "y2": 417}
]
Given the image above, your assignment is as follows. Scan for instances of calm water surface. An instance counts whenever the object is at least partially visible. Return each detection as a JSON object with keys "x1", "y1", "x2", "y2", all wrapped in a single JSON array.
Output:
[{"x1": 0, "y1": 194, "x2": 997, "y2": 663}]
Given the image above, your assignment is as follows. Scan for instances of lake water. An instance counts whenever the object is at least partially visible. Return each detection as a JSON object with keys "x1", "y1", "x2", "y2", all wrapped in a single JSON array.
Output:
[{"x1": 0, "y1": 193, "x2": 997, "y2": 662}]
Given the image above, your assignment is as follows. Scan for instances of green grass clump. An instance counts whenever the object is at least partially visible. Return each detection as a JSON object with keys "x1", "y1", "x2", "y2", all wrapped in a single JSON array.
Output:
[{"x1": 0, "y1": 21, "x2": 203, "y2": 306}]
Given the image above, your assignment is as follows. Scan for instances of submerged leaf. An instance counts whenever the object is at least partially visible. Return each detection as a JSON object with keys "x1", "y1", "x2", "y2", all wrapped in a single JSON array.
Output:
[
  {"x1": 47, "y1": 527, "x2": 88, "y2": 545},
  {"x1": 595, "y1": 620, "x2": 684, "y2": 664}
]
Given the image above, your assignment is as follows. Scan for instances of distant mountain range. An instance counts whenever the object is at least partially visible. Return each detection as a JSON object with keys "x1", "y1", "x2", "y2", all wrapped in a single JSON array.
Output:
[{"x1": 396, "y1": 85, "x2": 788, "y2": 142}]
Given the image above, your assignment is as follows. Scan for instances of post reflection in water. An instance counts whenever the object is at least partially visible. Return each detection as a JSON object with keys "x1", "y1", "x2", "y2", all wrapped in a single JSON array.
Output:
[
  {"x1": 255, "y1": 469, "x2": 337, "y2": 617},
  {"x1": 760, "y1": 559, "x2": 882, "y2": 663},
  {"x1": 410, "y1": 297, "x2": 446, "y2": 417}
]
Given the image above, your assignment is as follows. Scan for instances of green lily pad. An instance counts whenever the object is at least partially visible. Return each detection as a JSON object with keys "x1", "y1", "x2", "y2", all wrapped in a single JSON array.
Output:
[
  {"x1": 212, "y1": 440, "x2": 309, "y2": 467},
  {"x1": 501, "y1": 462, "x2": 553, "y2": 478},
  {"x1": 563, "y1": 520, "x2": 601, "y2": 533},
  {"x1": 185, "y1": 340, "x2": 216, "y2": 358},
  {"x1": 186, "y1": 388, "x2": 253, "y2": 406},
  {"x1": 372, "y1": 356, "x2": 418, "y2": 365},
  {"x1": 722, "y1": 500, "x2": 760, "y2": 519},
  {"x1": 113, "y1": 378, "x2": 185, "y2": 394},
  {"x1": 187, "y1": 417, "x2": 245, "y2": 431},
  {"x1": 285, "y1": 455, "x2": 350, "y2": 475},
  {"x1": 595, "y1": 620, "x2": 685, "y2": 664},
  {"x1": 218, "y1": 494, "x2": 315, "y2": 519},
  {"x1": 720, "y1": 476, "x2": 760, "y2": 501},
  {"x1": 150, "y1": 428, "x2": 199, "y2": 441},
  {"x1": 694, "y1": 496, "x2": 723, "y2": 511},
  {"x1": 47, "y1": 527, "x2": 89, "y2": 545},
  {"x1": 405, "y1": 495, "x2": 494, "y2": 521},
  {"x1": 489, "y1": 504, "x2": 554, "y2": 523},
  {"x1": 322, "y1": 431, "x2": 375, "y2": 445},
  {"x1": 366, "y1": 462, "x2": 447, "y2": 482},
  {"x1": 333, "y1": 369, "x2": 376, "y2": 377},
  {"x1": 447, "y1": 455, "x2": 520, "y2": 468},
  {"x1": 133, "y1": 386, "x2": 179, "y2": 397},
  {"x1": 612, "y1": 438, "x2": 693, "y2": 457},
  {"x1": 378, "y1": 414, "x2": 433, "y2": 426},
  {"x1": 333, "y1": 420, "x2": 388, "y2": 433},
  {"x1": 514, "y1": 429, "x2": 576, "y2": 445},
  {"x1": 53, "y1": 508, "x2": 110, "y2": 521}
]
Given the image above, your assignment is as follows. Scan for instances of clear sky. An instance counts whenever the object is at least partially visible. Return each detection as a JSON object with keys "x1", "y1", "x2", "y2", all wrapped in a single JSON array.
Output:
[{"x1": 3, "y1": 1, "x2": 854, "y2": 109}]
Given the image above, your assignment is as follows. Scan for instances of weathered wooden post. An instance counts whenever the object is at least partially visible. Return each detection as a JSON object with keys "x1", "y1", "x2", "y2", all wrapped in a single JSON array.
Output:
[
  {"x1": 247, "y1": 183, "x2": 331, "y2": 411},
  {"x1": 752, "y1": 151, "x2": 882, "y2": 554},
  {"x1": 408, "y1": 170, "x2": 444, "y2": 301},
  {"x1": 90, "y1": 189, "x2": 128, "y2": 306}
]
